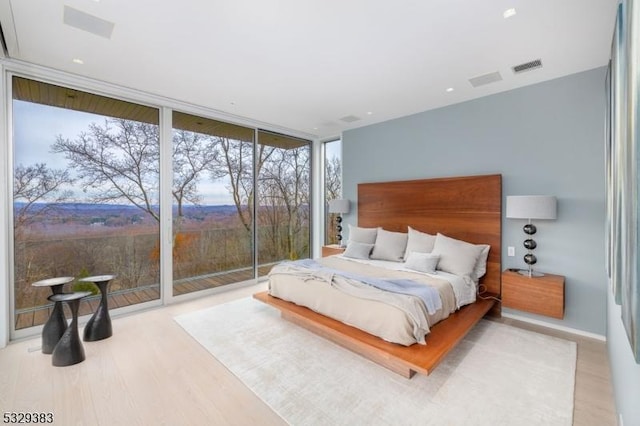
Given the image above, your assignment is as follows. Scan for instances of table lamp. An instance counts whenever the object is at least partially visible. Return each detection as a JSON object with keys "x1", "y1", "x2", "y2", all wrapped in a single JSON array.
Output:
[
  {"x1": 328, "y1": 199, "x2": 350, "y2": 246},
  {"x1": 506, "y1": 195, "x2": 557, "y2": 277}
]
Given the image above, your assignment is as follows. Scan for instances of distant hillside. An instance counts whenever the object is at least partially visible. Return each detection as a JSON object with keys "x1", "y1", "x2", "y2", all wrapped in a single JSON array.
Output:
[{"x1": 14, "y1": 202, "x2": 238, "y2": 215}]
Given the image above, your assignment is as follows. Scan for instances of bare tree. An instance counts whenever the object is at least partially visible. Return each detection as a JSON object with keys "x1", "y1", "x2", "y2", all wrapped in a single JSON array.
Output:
[
  {"x1": 325, "y1": 154, "x2": 342, "y2": 201},
  {"x1": 52, "y1": 118, "x2": 221, "y2": 222},
  {"x1": 52, "y1": 119, "x2": 161, "y2": 219},
  {"x1": 325, "y1": 154, "x2": 342, "y2": 244},
  {"x1": 214, "y1": 138, "x2": 275, "y2": 233},
  {"x1": 172, "y1": 129, "x2": 224, "y2": 225},
  {"x1": 13, "y1": 163, "x2": 75, "y2": 231},
  {"x1": 13, "y1": 163, "x2": 75, "y2": 310},
  {"x1": 258, "y1": 146, "x2": 310, "y2": 259}
]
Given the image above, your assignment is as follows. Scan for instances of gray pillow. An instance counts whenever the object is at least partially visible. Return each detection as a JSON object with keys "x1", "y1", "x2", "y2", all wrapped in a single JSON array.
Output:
[
  {"x1": 404, "y1": 226, "x2": 436, "y2": 259},
  {"x1": 343, "y1": 242, "x2": 374, "y2": 259},
  {"x1": 348, "y1": 225, "x2": 378, "y2": 244},
  {"x1": 371, "y1": 229, "x2": 408, "y2": 262},
  {"x1": 404, "y1": 252, "x2": 439, "y2": 274},
  {"x1": 431, "y1": 233, "x2": 484, "y2": 277}
]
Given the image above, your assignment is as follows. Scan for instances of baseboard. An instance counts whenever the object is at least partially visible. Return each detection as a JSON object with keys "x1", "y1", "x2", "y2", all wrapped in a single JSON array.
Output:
[{"x1": 501, "y1": 312, "x2": 606, "y2": 342}]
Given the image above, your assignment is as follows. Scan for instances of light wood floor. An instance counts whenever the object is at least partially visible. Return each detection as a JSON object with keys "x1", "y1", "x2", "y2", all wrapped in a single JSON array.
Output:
[{"x1": 0, "y1": 282, "x2": 617, "y2": 426}]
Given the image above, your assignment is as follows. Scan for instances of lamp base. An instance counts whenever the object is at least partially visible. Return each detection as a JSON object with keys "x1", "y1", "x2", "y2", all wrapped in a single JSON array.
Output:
[{"x1": 517, "y1": 269, "x2": 545, "y2": 278}]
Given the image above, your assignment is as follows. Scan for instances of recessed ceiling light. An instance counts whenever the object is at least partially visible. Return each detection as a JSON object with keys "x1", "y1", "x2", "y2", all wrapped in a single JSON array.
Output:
[
  {"x1": 366, "y1": 111, "x2": 373, "y2": 115},
  {"x1": 503, "y1": 8, "x2": 516, "y2": 19},
  {"x1": 312, "y1": 127, "x2": 318, "y2": 130},
  {"x1": 446, "y1": 87, "x2": 454, "y2": 92},
  {"x1": 72, "y1": 58, "x2": 84, "y2": 64}
]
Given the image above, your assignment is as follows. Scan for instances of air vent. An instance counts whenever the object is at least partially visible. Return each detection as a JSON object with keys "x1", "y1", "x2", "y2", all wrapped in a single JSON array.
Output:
[
  {"x1": 63, "y1": 6, "x2": 115, "y2": 39},
  {"x1": 468, "y1": 71, "x2": 503, "y2": 88},
  {"x1": 340, "y1": 115, "x2": 361, "y2": 123},
  {"x1": 512, "y1": 59, "x2": 543, "y2": 74}
]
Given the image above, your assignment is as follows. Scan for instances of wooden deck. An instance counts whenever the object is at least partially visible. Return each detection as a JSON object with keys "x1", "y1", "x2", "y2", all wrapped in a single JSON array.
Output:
[{"x1": 15, "y1": 265, "x2": 274, "y2": 330}]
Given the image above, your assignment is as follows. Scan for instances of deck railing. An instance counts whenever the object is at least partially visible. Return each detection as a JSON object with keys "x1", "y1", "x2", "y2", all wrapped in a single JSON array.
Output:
[{"x1": 15, "y1": 263, "x2": 275, "y2": 329}]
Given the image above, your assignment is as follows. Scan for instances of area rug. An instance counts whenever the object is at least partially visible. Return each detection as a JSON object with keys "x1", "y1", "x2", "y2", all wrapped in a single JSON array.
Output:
[{"x1": 175, "y1": 298, "x2": 577, "y2": 426}]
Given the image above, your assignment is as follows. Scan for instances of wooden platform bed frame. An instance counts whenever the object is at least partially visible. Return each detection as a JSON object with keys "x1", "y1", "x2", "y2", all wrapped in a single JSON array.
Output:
[{"x1": 254, "y1": 174, "x2": 502, "y2": 379}]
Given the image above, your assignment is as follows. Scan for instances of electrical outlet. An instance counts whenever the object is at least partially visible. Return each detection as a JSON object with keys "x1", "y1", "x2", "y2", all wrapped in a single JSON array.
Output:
[{"x1": 508, "y1": 246, "x2": 515, "y2": 257}]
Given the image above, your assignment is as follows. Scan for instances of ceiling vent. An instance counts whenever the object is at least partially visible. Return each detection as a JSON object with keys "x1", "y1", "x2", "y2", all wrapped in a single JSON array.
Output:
[
  {"x1": 468, "y1": 71, "x2": 503, "y2": 88},
  {"x1": 512, "y1": 59, "x2": 543, "y2": 74},
  {"x1": 340, "y1": 115, "x2": 361, "y2": 123},
  {"x1": 63, "y1": 6, "x2": 115, "y2": 39}
]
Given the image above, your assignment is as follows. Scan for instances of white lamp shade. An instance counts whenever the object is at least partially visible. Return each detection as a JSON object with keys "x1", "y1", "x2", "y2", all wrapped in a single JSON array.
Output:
[
  {"x1": 328, "y1": 198, "x2": 350, "y2": 214},
  {"x1": 506, "y1": 195, "x2": 557, "y2": 220}
]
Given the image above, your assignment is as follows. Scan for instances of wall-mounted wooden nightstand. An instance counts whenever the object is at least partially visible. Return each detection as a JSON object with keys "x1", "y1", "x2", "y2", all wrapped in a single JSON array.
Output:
[
  {"x1": 501, "y1": 269, "x2": 565, "y2": 319},
  {"x1": 322, "y1": 244, "x2": 345, "y2": 257}
]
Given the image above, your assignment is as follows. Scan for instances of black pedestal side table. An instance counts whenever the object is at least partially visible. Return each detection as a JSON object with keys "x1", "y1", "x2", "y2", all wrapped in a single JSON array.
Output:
[
  {"x1": 31, "y1": 276, "x2": 75, "y2": 354},
  {"x1": 81, "y1": 275, "x2": 116, "y2": 341},
  {"x1": 48, "y1": 291, "x2": 91, "y2": 367}
]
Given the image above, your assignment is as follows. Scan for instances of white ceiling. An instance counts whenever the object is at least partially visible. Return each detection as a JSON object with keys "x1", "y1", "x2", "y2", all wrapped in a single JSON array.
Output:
[{"x1": 0, "y1": 0, "x2": 619, "y2": 139}]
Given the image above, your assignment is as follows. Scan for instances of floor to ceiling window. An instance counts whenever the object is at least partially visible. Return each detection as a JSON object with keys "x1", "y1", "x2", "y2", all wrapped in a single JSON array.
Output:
[
  {"x1": 171, "y1": 112, "x2": 256, "y2": 295},
  {"x1": 257, "y1": 130, "x2": 311, "y2": 276},
  {"x1": 324, "y1": 139, "x2": 342, "y2": 245},
  {"x1": 8, "y1": 73, "x2": 314, "y2": 337},
  {"x1": 12, "y1": 76, "x2": 161, "y2": 331}
]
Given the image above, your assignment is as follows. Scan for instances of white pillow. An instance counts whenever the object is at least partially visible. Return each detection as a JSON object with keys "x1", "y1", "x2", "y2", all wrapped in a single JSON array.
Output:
[
  {"x1": 348, "y1": 225, "x2": 378, "y2": 244},
  {"x1": 431, "y1": 233, "x2": 484, "y2": 278},
  {"x1": 404, "y1": 252, "x2": 439, "y2": 274},
  {"x1": 404, "y1": 226, "x2": 436, "y2": 259},
  {"x1": 343, "y1": 242, "x2": 374, "y2": 259},
  {"x1": 473, "y1": 245, "x2": 491, "y2": 281},
  {"x1": 370, "y1": 229, "x2": 408, "y2": 262}
]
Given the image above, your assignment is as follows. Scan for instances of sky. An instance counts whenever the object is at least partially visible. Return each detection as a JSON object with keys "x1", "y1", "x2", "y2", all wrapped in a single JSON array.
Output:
[
  {"x1": 13, "y1": 100, "x2": 94, "y2": 169},
  {"x1": 325, "y1": 138, "x2": 341, "y2": 165},
  {"x1": 13, "y1": 100, "x2": 234, "y2": 205},
  {"x1": 13, "y1": 100, "x2": 338, "y2": 207}
]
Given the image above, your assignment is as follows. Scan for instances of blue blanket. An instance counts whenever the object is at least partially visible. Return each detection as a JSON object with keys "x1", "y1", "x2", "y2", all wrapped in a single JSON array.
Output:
[{"x1": 288, "y1": 259, "x2": 442, "y2": 315}]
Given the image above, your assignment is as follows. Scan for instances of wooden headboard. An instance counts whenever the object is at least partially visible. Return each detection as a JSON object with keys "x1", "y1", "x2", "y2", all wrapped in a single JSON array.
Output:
[{"x1": 358, "y1": 174, "x2": 502, "y2": 296}]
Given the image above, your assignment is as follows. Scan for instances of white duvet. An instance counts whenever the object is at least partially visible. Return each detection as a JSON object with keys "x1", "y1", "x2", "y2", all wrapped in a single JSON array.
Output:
[
  {"x1": 338, "y1": 255, "x2": 478, "y2": 308},
  {"x1": 268, "y1": 255, "x2": 473, "y2": 346}
]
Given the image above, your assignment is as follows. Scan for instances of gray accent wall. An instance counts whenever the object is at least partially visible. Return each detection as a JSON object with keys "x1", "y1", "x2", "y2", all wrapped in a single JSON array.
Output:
[
  {"x1": 343, "y1": 66, "x2": 640, "y2": 424},
  {"x1": 343, "y1": 67, "x2": 607, "y2": 335}
]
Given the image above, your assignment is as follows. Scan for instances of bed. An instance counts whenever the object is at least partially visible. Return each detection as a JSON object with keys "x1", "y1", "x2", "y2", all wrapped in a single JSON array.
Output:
[{"x1": 254, "y1": 174, "x2": 502, "y2": 378}]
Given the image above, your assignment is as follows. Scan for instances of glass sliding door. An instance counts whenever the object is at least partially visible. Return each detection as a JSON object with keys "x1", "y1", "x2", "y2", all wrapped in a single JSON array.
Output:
[
  {"x1": 12, "y1": 76, "x2": 161, "y2": 331},
  {"x1": 257, "y1": 130, "x2": 311, "y2": 276},
  {"x1": 171, "y1": 112, "x2": 255, "y2": 295},
  {"x1": 10, "y1": 75, "x2": 316, "y2": 335}
]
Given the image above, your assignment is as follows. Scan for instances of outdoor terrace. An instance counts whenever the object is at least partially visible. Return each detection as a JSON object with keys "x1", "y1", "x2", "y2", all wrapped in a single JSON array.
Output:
[{"x1": 15, "y1": 264, "x2": 274, "y2": 330}]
